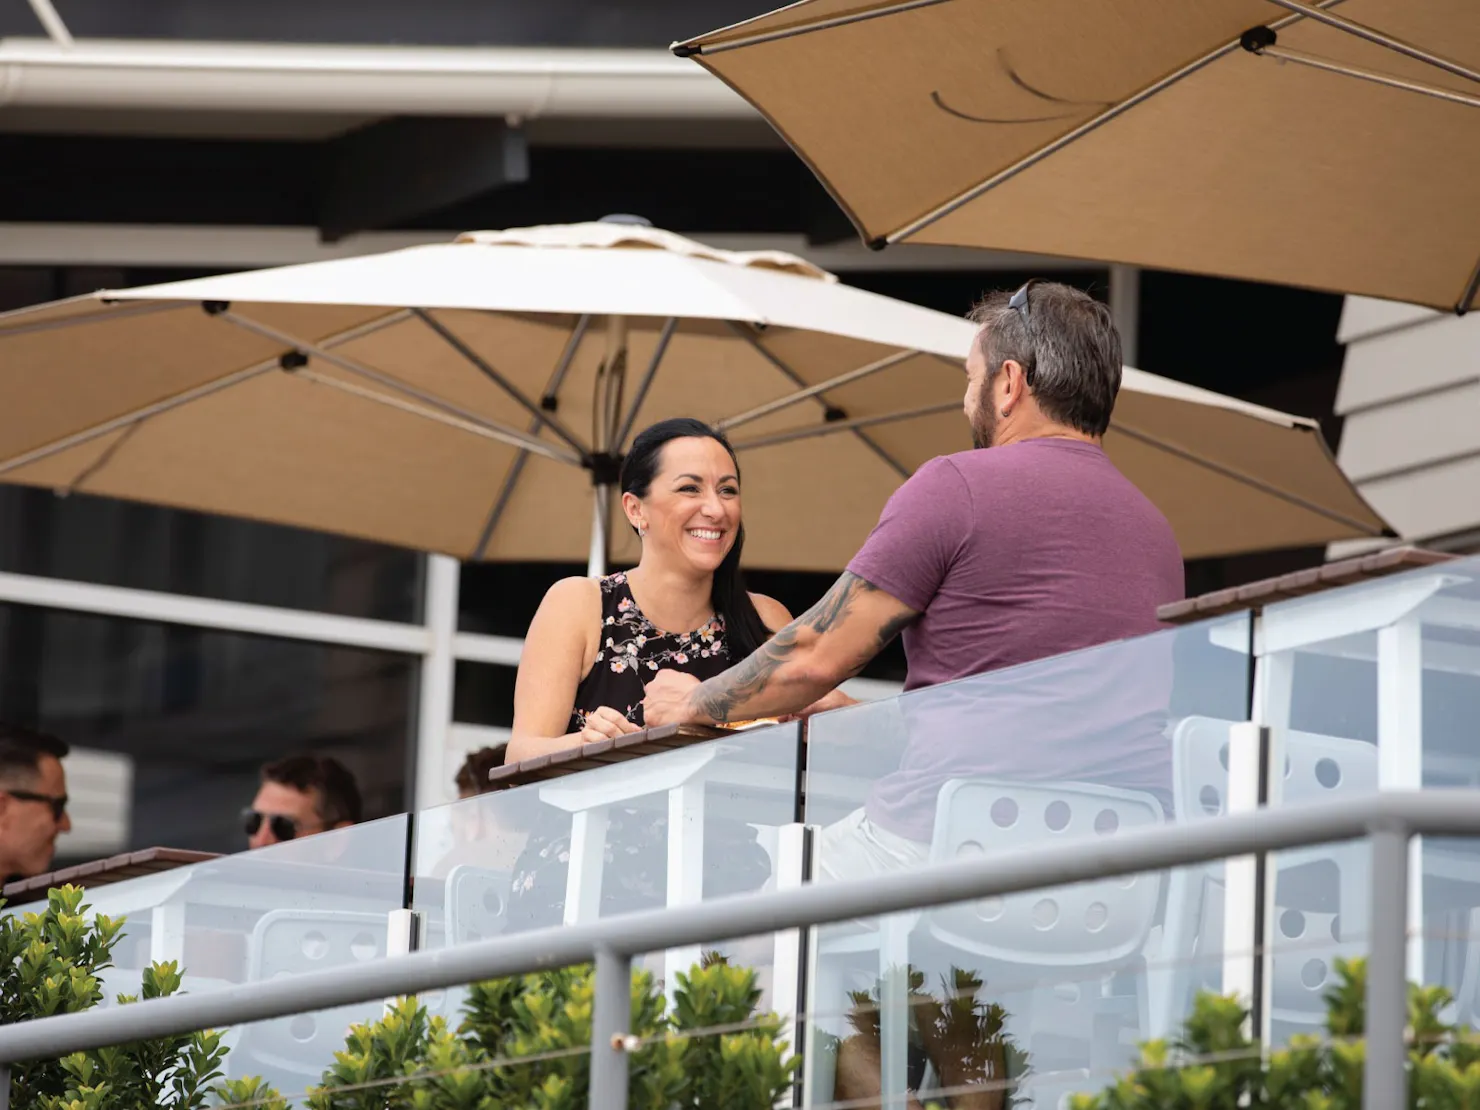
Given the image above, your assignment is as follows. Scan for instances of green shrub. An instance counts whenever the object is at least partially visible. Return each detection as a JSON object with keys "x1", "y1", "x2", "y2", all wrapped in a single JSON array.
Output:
[
  {"x1": 306, "y1": 952, "x2": 798, "y2": 1110},
  {"x1": 1070, "y1": 956, "x2": 1480, "y2": 1110},
  {"x1": 0, "y1": 885, "x2": 284, "y2": 1109}
]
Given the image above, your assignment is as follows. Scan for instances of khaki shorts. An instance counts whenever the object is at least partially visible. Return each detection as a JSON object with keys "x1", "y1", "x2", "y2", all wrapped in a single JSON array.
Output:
[{"x1": 815, "y1": 807, "x2": 931, "y2": 883}]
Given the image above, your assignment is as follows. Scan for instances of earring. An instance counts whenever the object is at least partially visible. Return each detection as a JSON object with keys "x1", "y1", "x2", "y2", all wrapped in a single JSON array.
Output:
[{"x1": 638, "y1": 525, "x2": 648, "y2": 539}]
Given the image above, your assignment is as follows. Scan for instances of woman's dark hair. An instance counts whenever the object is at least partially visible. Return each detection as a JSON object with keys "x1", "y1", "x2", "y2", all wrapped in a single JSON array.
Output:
[{"x1": 620, "y1": 418, "x2": 772, "y2": 657}]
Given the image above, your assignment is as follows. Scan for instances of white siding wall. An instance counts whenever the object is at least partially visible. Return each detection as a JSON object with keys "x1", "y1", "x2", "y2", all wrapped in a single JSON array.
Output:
[
  {"x1": 56, "y1": 747, "x2": 134, "y2": 858},
  {"x1": 1330, "y1": 296, "x2": 1480, "y2": 557}
]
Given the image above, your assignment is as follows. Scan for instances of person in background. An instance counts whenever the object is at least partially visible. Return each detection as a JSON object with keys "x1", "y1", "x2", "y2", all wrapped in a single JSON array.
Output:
[
  {"x1": 453, "y1": 746, "x2": 503, "y2": 799},
  {"x1": 430, "y1": 746, "x2": 518, "y2": 880},
  {"x1": 243, "y1": 754, "x2": 362, "y2": 850},
  {"x1": 0, "y1": 723, "x2": 72, "y2": 884}
]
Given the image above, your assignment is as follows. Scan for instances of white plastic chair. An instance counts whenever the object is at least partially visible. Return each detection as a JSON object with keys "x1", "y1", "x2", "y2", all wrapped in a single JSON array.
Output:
[
  {"x1": 230, "y1": 909, "x2": 390, "y2": 1095},
  {"x1": 443, "y1": 864, "x2": 512, "y2": 945},
  {"x1": 810, "y1": 778, "x2": 1164, "y2": 1109},
  {"x1": 1156, "y1": 717, "x2": 1375, "y2": 1037},
  {"x1": 425, "y1": 865, "x2": 514, "y2": 1022}
]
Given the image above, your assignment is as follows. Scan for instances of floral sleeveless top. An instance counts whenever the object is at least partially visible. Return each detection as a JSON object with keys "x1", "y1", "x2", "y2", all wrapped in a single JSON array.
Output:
[{"x1": 568, "y1": 573, "x2": 733, "y2": 733}]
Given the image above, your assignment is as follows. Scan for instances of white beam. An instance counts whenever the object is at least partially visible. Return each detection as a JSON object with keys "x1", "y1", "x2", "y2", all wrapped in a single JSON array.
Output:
[
  {"x1": 0, "y1": 569, "x2": 431, "y2": 653},
  {"x1": 0, "y1": 39, "x2": 752, "y2": 119},
  {"x1": 451, "y1": 632, "x2": 523, "y2": 667}
]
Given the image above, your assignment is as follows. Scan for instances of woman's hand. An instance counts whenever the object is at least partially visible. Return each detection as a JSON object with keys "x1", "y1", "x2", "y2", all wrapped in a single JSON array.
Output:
[{"x1": 579, "y1": 705, "x2": 642, "y2": 745}]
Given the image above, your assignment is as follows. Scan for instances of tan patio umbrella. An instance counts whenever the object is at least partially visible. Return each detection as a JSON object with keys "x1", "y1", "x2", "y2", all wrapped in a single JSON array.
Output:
[
  {"x1": 674, "y1": 0, "x2": 1480, "y2": 312},
  {"x1": 0, "y1": 221, "x2": 1388, "y2": 570}
]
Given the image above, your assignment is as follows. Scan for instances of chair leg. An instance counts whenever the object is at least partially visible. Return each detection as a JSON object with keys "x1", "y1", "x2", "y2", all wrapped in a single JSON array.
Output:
[{"x1": 1149, "y1": 869, "x2": 1204, "y2": 1041}]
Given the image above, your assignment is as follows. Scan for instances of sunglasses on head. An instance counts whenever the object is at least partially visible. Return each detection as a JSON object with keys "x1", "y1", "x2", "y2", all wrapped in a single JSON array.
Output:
[
  {"x1": 1005, "y1": 279, "x2": 1040, "y2": 384},
  {"x1": 242, "y1": 808, "x2": 302, "y2": 842},
  {"x1": 6, "y1": 788, "x2": 68, "y2": 821}
]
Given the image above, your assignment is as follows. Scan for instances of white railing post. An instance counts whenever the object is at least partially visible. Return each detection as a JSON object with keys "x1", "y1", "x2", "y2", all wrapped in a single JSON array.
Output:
[
  {"x1": 1221, "y1": 720, "x2": 1274, "y2": 1045},
  {"x1": 1377, "y1": 615, "x2": 1425, "y2": 985}
]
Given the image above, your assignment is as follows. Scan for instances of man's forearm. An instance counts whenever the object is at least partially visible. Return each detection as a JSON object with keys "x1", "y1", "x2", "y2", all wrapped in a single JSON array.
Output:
[
  {"x1": 686, "y1": 626, "x2": 837, "y2": 724},
  {"x1": 682, "y1": 571, "x2": 913, "y2": 724}
]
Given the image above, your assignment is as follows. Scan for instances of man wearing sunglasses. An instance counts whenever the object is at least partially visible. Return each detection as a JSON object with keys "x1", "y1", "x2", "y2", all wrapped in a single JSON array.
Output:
[
  {"x1": 0, "y1": 723, "x2": 72, "y2": 885},
  {"x1": 243, "y1": 754, "x2": 362, "y2": 850}
]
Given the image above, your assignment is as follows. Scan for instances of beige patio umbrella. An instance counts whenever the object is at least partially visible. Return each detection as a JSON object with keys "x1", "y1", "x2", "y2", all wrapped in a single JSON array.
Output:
[
  {"x1": 674, "y1": 0, "x2": 1480, "y2": 312},
  {"x1": 0, "y1": 221, "x2": 1388, "y2": 570}
]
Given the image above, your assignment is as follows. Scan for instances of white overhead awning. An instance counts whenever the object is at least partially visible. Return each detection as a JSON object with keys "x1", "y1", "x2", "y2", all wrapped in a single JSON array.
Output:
[{"x1": 0, "y1": 38, "x2": 754, "y2": 119}]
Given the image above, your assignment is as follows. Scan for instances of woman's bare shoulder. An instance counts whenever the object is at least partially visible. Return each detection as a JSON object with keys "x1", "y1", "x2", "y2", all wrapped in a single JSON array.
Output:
[
  {"x1": 748, "y1": 592, "x2": 793, "y2": 633},
  {"x1": 539, "y1": 576, "x2": 601, "y2": 619}
]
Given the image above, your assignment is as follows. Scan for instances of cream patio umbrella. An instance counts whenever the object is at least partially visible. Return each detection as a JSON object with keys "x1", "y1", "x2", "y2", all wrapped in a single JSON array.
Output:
[
  {"x1": 673, "y1": 0, "x2": 1480, "y2": 312},
  {"x1": 0, "y1": 221, "x2": 1388, "y2": 570}
]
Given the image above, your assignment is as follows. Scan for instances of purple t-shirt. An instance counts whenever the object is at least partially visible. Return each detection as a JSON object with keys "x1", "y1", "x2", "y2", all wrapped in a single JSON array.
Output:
[{"x1": 846, "y1": 438, "x2": 1185, "y2": 841}]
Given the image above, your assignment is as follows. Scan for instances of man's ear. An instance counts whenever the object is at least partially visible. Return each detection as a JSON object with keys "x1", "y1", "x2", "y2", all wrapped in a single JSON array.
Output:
[{"x1": 1001, "y1": 358, "x2": 1030, "y2": 400}]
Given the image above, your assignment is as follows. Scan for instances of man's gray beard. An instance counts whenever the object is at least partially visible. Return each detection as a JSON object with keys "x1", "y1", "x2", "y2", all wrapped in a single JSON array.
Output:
[{"x1": 970, "y1": 401, "x2": 997, "y2": 450}]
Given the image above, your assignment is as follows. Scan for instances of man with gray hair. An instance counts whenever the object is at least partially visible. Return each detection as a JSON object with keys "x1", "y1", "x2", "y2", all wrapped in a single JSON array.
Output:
[
  {"x1": 646, "y1": 278, "x2": 1185, "y2": 1106},
  {"x1": 646, "y1": 278, "x2": 1184, "y2": 849}
]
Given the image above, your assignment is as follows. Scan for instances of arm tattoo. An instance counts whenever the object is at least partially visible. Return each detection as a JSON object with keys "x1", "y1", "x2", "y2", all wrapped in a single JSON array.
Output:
[{"x1": 692, "y1": 572, "x2": 914, "y2": 723}]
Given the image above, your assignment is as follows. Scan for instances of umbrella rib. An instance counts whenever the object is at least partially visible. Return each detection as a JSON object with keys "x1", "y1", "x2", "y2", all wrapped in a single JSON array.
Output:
[
  {"x1": 217, "y1": 309, "x2": 582, "y2": 466},
  {"x1": 472, "y1": 438, "x2": 534, "y2": 562},
  {"x1": 724, "y1": 322, "x2": 911, "y2": 478},
  {"x1": 680, "y1": 0, "x2": 956, "y2": 56},
  {"x1": 471, "y1": 317, "x2": 593, "y2": 561},
  {"x1": 1254, "y1": 44, "x2": 1480, "y2": 109},
  {"x1": 544, "y1": 314, "x2": 592, "y2": 408},
  {"x1": 410, "y1": 307, "x2": 589, "y2": 455},
  {"x1": 0, "y1": 309, "x2": 415, "y2": 477},
  {"x1": 0, "y1": 300, "x2": 186, "y2": 340},
  {"x1": 883, "y1": 1, "x2": 1346, "y2": 245},
  {"x1": 1109, "y1": 421, "x2": 1387, "y2": 536},
  {"x1": 613, "y1": 317, "x2": 678, "y2": 450},
  {"x1": 294, "y1": 369, "x2": 579, "y2": 465},
  {"x1": 731, "y1": 401, "x2": 959, "y2": 452},
  {"x1": 1458, "y1": 252, "x2": 1480, "y2": 317},
  {"x1": 59, "y1": 420, "x2": 142, "y2": 496},
  {"x1": 716, "y1": 348, "x2": 920, "y2": 432},
  {"x1": 1261, "y1": 0, "x2": 1480, "y2": 86}
]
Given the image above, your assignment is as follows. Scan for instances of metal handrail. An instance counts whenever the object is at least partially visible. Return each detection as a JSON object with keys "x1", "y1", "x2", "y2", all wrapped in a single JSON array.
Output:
[{"x1": 3, "y1": 789, "x2": 1472, "y2": 1110}]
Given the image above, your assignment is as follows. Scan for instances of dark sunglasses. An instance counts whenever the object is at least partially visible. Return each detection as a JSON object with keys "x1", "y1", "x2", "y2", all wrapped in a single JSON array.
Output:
[
  {"x1": 6, "y1": 788, "x2": 68, "y2": 821},
  {"x1": 242, "y1": 808, "x2": 302, "y2": 842}
]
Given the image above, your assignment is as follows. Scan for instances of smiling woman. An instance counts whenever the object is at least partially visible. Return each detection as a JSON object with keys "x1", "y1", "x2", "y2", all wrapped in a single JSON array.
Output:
[
  {"x1": 506, "y1": 417, "x2": 788, "y2": 763},
  {"x1": 502, "y1": 416, "x2": 798, "y2": 930}
]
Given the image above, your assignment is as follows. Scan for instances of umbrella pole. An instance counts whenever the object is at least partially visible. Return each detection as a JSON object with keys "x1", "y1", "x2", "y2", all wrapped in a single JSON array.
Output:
[
  {"x1": 588, "y1": 488, "x2": 608, "y2": 579},
  {"x1": 587, "y1": 315, "x2": 629, "y2": 578}
]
